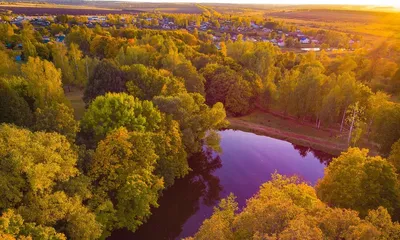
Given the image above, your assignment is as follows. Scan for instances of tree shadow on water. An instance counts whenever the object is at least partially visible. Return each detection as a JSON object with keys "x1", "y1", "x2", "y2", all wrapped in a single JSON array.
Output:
[
  {"x1": 108, "y1": 148, "x2": 223, "y2": 240},
  {"x1": 292, "y1": 144, "x2": 335, "y2": 166}
]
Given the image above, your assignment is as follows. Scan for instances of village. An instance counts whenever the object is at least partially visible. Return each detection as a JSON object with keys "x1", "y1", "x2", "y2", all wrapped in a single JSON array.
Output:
[{"x1": 2, "y1": 12, "x2": 358, "y2": 58}]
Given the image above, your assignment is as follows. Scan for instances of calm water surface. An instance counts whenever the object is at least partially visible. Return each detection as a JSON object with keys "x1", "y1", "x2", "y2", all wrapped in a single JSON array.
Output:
[{"x1": 109, "y1": 130, "x2": 333, "y2": 240}]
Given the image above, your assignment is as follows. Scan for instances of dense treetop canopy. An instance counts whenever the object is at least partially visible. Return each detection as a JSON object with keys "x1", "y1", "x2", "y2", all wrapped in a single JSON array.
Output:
[{"x1": 0, "y1": 8, "x2": 399, "y2": 239}]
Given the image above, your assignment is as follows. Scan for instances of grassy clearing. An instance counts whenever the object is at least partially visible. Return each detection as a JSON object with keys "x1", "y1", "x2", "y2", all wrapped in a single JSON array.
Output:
[
  {"x1": 228, "y1": 110, "x2": 377, "y2": 155},
  {"x1": 65, "y1": 88, "x2": 85, "y2": 120}
]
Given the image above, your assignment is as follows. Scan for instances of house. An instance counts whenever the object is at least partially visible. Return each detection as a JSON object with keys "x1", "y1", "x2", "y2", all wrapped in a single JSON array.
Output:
[
  {"x1": 212, "y1": 35, "x2": 220, "y2": 42},
  {"x1": 277, "y1": 39, "x2": 285, "y2": 47},
  {"x1": 248, "y1": 37, "x2": 257, "y2": 42},
  {"x1": 15, "y1": 55, "x2": 22, "y2": 62},
  {"x1": 251, "y1": 22, "x2": 260, "y2": 29},
  {"x1": 262, "y1": 28, "x2": 272, "y2": 33},
  {"x1": 88, "y1": 16, "x2": 99, "y2": 21},
  {"x1": 55, "y1": 34, "x2": 65, "y2": 43},
  {"x1": 162, "y1": 24, "x2": 171, "y2": 30},
  {"x1": 42, "y1": 36, "x2": 51, "y2": 43},
  {"x1": 300, "y1": 37, "x2": 311, "y2": 44}
]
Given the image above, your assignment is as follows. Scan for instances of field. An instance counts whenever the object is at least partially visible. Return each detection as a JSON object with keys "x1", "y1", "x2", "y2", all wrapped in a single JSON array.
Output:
[
  {"x1": 65, "y1": 89, "x2": 85, "y2": 120},
  {"x1": 118, "y1": 3, "x2": 202, "y2": 14},
  {"x1": 0, "y1": 2, "x2": 202, "y2": 15},
  {"x1": 0, "y1": 3, "x2": 142, "y2": 15},
  {"x1": 269, "y1": 9, "x2": 389, "y2": 23},
  {"x1": 268, "y1": 9, "x2": 400, "y2": 42}
]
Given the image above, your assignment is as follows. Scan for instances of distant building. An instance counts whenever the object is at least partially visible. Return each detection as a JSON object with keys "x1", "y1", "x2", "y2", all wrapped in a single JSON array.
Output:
[
  {"x1": 251, "y1": 22, "x2": 260, "y2": 29},
  {"x1": 42, "y1": 36, "x2": 51, "y2": 43},
  {"x1": 55, "y1": 34, "x2": 65, "y2": 43},
  {"x1": 88, "y1": 16, "x2": 99, "y2": 21},
  {"x1": 300, "y1": 37, "x2": 311, "y2": 44},
  {"x1": 301, "y1": 48, "x2": 321, "y2": 52}
]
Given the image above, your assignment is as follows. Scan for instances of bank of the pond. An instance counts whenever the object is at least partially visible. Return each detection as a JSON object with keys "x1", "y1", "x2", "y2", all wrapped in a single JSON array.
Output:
[
  {"x1": 228, "y1": 117, "x2": 346, "y2": 156},
  {"x1": 109, "y1": 130, "x2": 334, "y2": 240}
]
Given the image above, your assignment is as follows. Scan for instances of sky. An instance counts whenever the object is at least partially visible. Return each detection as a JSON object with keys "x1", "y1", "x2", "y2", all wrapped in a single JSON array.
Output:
[{"x1": 125, "y1": 0, "x2": 400, "y2": 8}]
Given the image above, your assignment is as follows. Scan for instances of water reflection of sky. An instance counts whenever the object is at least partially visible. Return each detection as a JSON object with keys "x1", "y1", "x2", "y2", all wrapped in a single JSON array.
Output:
[
  {"x1": 110, "y1": 129, "x2": 333, "y2": 240},
  {"x1": 178, "y1": 129, "x2": 331, "y2": 239}
]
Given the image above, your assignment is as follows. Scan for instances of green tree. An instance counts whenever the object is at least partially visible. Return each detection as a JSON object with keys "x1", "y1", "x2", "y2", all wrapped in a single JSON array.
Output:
[
  {"x1": 193, "y1": 194, "x2": 237, "y2": 240},
  {"x1": 34, "y1": 103, "x2": 79, "y2": 141},
  {"x1": 21, "y1": 57, "x2": 65, "y2": 109},
  {"x1": 0, "y1": 78, "x2": 33, "y2": 127},
  {"x1": 0, "y1": 124, "x2": 102, "y2": 239},
  {"x1": 173, "y1": 62, "x2": 205, "y2": 95},
  {"x1": 81, "y1": 93, "x2": 161, "y2": 143},
  {"x1": 225, "y1": 79, "x2": 253, "y2": 116},
  {"x1": 389, "y1": 139, "x2": 400, "y2": 173},
  {"x1": 190, "y1": 173, "x2": 399, "y2": 239},
  {"x1": 124, "y1": 64, "x2": 169, "y2": 100},
  {"x1": 51, "y1": 43, "x2": 74, "y2": 89},
  {"x1": 154, "y1": 92, "x2": 228, "y2": 153},
  {"x1": 278, "y1": 70, "x2": 299, "y2": 115},
  {"x1": 0, "y1": 50, "x2": 18, "y2": 77},
  {"x1": 390, "y1": 68, "x2": 400, "y2": 94},
  {"x1": 316, "y1": 148, "x2": 400, "y2": 219},
  {"x1": 372, "y1": 103, "x2": 400, "y2": 155},
  {"x1": 68, "y1": 43, "x2": 87, "y2": 87},
  {"x1": 202, "y1": 64, "x2": 239, "y2": 106},
  {"x1": 153, "y1": 116, "x2": 189, "y2": 187},
  {"x1": 83, "y1": 59, "x2": 126, "y2": 104},
  {"x1": 22, "y1": 38, "x2": 37, "y2": 59},
  {"x1": 0, "y1": 124, "x2": 78, "y2": 206},
  {"x1": 88, "y1": 128, "x2": 164, "y2": 234},
  {"x1": 0, "y1": 209, "x2": 66, "y2": 240}
]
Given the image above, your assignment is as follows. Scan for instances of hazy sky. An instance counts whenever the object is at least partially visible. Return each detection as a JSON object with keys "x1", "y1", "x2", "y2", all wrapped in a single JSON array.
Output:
[{"x1": 127, "y1": 0, "x2": 400, "y2": 8}]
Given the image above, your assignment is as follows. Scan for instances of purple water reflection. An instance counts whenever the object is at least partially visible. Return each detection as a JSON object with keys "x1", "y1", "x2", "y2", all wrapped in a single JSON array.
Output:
[{"x1": 109, "y1": 129, "x2": 333, "y2": 240}]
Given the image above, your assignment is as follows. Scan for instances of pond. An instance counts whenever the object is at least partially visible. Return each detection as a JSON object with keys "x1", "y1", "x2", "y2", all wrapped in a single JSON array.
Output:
[{"x1": 109, "y1": 129, "x2": 334, "y2": 240}]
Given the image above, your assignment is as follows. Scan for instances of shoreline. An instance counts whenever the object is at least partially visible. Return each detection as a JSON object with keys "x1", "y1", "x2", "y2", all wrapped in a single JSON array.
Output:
[{"x1": 227, "y1": 117, "x2": 348, "y2": 156}]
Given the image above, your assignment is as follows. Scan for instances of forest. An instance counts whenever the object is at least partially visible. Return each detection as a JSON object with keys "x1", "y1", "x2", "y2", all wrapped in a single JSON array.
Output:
[{"x1": 0, "y1": 4, "x2": 400, "y2": 240}]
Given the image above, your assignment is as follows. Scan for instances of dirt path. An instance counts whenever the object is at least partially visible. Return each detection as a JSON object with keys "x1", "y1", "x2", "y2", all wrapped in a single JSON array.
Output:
[{"x1": 228, "y1": 118, "x2": 349, "y2": 155}]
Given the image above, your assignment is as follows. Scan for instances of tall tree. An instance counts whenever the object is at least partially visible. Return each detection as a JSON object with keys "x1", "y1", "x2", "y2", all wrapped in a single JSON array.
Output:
[
  {"x1": 316, "y1": 148, "x2": 400, "y2": 219},
  {"x1": 34, "y1": 102, "x2": 79, "y2": 142},
  {"x1": 21, "y1": 57, "x2": 65, "y2": 109},
  {"x1": 80, "y1": 92, "x2": 161, "y2": 143},
  {"x1": 88, "y1": 128, "x2": 164, "y2": 235},
  {"x1": 154, "y1": 92, "x2": 228, "y2": 153},
  {"x1": 83, "y1": 59, "x2": 126, "y2": 104}
]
